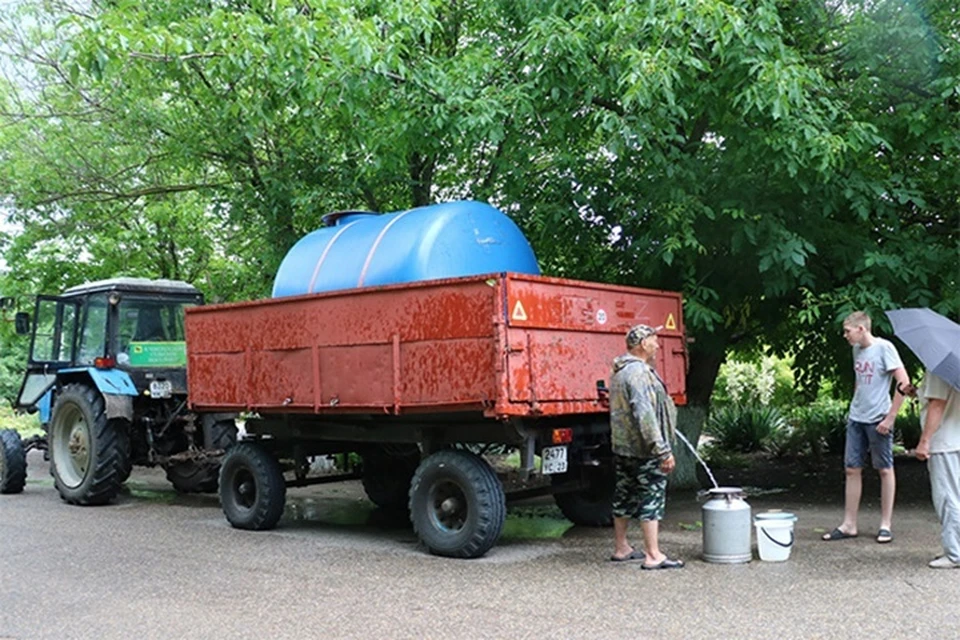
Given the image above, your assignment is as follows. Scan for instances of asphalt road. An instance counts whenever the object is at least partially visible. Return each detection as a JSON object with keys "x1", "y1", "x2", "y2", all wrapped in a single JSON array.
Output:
[{"x1": 2, "y1": 450, "x2": 959, "y2": 640}]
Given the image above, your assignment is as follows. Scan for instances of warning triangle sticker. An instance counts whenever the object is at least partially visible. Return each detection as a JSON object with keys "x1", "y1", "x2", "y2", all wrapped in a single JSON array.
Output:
[
  {"x1": 665, "y1": 313, "x2": 676, "y2": 330},
  {"x1": 512, "y1": 300, "x2": 528, "y2": 321}
]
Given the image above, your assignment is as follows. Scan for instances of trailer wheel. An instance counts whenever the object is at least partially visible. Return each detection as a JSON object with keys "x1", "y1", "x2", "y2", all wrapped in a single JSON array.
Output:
[
  {"x1": 551, "y1": 463, "x2": 615, "y2": 527},
  {"x1": 220, "y1": 443, "x2": 286, "y2": 530},
  {"x1": 164, "y1": 420, "x2": 237, "y2": 494},
  {"x1": 409, "y1": 450, "x2": 506, "y2": 559},
  {"x1": 207, "y1": 419, "x2": 238, "y2": 450},
  {"x1": 361, "y1": 444, "x2": 420, "y2": 511},
  {"x1": 164, "y1": 460, "x2": 220, "y2": 494},
  {"x1": 50, "y1": 384, "x2": 129, "y2": 505},
  {"x1": 0, "y1": 429, "x2": 27, "y2": 494}
]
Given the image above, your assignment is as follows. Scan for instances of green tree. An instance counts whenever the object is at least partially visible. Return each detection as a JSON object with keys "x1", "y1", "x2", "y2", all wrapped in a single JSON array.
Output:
[{"x1": 0, "y1": 1, "x2": 957, "y2": 486}]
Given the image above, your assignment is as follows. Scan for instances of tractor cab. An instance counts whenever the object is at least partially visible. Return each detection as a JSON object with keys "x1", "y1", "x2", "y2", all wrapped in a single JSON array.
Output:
[{"x1": 14, "y1": 278, "x2": 203, "y2": 424}]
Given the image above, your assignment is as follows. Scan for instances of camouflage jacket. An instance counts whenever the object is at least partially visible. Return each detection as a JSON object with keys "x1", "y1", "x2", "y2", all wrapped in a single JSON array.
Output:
[{"x1": 609, "y1": 354, "x2": 677, "y2": 460}]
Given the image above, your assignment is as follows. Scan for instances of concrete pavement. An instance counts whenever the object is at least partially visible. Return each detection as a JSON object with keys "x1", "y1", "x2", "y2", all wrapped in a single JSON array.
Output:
[{"x1": 1, "y1": 450, "x2": 958, "y2": 640}]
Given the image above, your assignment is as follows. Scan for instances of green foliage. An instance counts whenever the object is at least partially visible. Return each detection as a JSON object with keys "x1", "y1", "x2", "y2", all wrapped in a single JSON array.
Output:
[
  {"x1": 705, "y1": 403, "x2": 787, "y2": 453},
  {"x1": 780, "y1": 398, "x2": 849, "y2": 459},
  {"x1": 0, "y1": 0, "x2": 956, "y2": 414},
  {"x1": 897, "y1": 404, "x2": 922, "y2": 451},
  {"x1": 700, "y1": 444, "x2": 751, "y2": 470},
  {"x1": 712, "y1": 354, "x2": 796, "y2": 408},
  {"x1": 0, "y1": 402, "x2": 42, "y2": 436}
]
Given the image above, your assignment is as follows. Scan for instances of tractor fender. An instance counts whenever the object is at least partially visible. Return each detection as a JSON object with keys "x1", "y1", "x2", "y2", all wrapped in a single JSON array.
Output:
[{"x1": 53, "y1": 367, "x2": 138, "y2": 421}]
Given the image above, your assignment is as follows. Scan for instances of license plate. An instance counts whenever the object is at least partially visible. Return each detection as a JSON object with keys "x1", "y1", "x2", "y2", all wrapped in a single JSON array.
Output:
[
  {"x1": 149, "y1": 380, "x2": 173, "y2": 399},
  {"x1": 541, "y1": 446, "x2": 568, "y2": 475}
]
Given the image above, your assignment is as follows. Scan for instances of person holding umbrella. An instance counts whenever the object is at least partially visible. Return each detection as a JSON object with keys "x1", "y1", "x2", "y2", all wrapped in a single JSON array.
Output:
[
  {"x1": 913, "y1": 372, "x2": 960, "y2": 568},
  {"x1": 885, "y1": 307, "x2": 960, "y2": 568}
]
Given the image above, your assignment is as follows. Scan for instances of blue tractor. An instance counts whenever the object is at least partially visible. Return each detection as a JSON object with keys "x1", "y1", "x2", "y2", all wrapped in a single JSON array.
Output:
[{"x1": 0, "y1": 278, "x2": 236, "y2": 502}]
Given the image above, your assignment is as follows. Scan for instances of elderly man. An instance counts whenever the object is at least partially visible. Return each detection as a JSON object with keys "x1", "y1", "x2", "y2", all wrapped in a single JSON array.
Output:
[{"x1": 608, "y1": 324, "x2": 683, "y2": 570}]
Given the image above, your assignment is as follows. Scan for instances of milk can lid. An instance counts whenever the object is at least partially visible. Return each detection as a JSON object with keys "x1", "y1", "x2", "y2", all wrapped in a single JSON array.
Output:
[{"x1": 707, "y1": 486, "x2": 745, "y2": 498}]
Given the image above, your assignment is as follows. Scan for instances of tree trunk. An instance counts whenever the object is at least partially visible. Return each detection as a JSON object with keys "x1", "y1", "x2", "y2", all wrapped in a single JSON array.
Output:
[
  {"x1": 670, "y1": 405, "x2": 707, "y2": 489},
  {"x1": 670, "y1": 344, "x2": 726, "y2": 489}
]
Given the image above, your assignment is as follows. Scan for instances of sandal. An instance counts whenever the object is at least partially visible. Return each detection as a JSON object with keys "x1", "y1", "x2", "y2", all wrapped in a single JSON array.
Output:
[
  {"x1": 609, "y1": 549, "x2": 645, "y2": 562},
  {"x1": 876, "y1": 528, "x2": 893, "y2": 544},
  {"x1": 822, "y1": 527, "x2": 858, "y2": 541},
  {"x1": 641, "y1": 557, "x2": 685, "y2": 570}
]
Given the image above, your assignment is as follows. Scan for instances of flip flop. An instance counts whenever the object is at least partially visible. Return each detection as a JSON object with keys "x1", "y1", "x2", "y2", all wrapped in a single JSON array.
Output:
[
  {"x1": 641, "y1": 558, "x2": 684, "y2": 570},
  {"x1": 822, "y1": 527, "x2": 858, "y2": 541},
  {"x1": 610, "y1": 549, "x2": 645, "y2": 562},
  {"x1": 876, "y1": 528, "x2": 893, "y2": 544}
]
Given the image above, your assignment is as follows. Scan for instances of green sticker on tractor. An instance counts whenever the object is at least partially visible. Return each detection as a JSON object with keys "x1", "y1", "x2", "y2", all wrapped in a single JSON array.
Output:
[{"x1": 128, "y1": 342, "x2": 187, "y2": 367}]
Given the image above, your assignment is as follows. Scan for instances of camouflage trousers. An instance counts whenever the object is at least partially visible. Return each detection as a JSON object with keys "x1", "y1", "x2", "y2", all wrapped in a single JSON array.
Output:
[{"x1": 612, "y1": 454, "x2": 667, "y2": 521}]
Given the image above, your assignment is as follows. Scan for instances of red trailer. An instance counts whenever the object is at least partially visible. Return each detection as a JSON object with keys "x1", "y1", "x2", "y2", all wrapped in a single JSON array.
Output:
[{"x1": 187, "y1": 272, "x2": 686, "y2": 558}]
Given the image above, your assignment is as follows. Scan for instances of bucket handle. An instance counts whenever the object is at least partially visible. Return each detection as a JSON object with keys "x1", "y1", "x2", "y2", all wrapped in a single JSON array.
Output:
[{"x1": 761, "y1": 526, "x2": 794, "y2": 548}]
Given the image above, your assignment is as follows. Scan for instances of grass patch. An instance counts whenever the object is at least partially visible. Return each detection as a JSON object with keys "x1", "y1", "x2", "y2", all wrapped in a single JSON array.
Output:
[{"x1": 0, "y1": 404, "x2": 43, "y2": 437}]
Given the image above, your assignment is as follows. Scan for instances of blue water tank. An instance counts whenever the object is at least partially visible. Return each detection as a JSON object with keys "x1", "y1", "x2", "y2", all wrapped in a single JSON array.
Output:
[{"x1": 272, "y1": 201, "x2": 540, "y2": 297}]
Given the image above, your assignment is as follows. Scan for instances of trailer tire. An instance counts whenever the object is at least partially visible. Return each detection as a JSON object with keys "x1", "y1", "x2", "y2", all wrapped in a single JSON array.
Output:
[
  {"x1": 552, "y1": 464, "x2": 615, "y2": 527},
  {"x1": 164, "y1": 460, "x2": 220, "y2": 494},
  {"x1": 0, "y1": 429, "x2": 27, "y2": 494},
  {"x1": 50, "y1": 384, "x2": 129, "y2": 505},
  {"x1": 164, "y1": 420, "x2": 237, "y2": 494},
  {"x1": 220, "y1": 443, "x2": 286, "y2": 530},
  {"x1": 207, "y1": 419, "x2": 238, "y2": 451},
  {"x1": 409, "y1": 450, "x2": 505, "y2": 559},
  {"x1": 361, "y1": 444, "x2": 420, "y2": 511}
]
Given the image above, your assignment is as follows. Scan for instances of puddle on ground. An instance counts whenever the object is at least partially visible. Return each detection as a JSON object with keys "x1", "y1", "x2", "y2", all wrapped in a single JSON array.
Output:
[
  {"x1": 281, "y1": 497, "x2": 573, "y2": 539},
  {"x1": 126, "y1": 487, "x2": 177, "y2": 503},
  {"x1": 503, "y1": 514, "x2": 573, "y2": 539},
  {"x1": 285, "y1": 497, "x2": 377, "y2": 526}
]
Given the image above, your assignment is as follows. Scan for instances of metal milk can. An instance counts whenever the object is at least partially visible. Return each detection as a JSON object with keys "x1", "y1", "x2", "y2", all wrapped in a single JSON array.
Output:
[{"x1": 701, "y1": 487, "x2": 752, "y2": 564}]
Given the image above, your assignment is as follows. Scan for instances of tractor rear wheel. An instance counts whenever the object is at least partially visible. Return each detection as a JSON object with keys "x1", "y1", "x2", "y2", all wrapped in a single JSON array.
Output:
[{"x1": 49, "y1": 384, "x2": 129, "y2": 505}]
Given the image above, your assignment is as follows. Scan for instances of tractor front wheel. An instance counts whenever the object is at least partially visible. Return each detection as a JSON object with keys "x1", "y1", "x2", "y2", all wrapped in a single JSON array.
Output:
[{"x1": 0, "y1": 429, "x2": 27, "y2": 494}]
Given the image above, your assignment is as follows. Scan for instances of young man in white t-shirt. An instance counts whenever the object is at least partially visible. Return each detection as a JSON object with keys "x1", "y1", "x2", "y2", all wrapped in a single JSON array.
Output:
[
  {"x1": 822, "y1": 311, "x2": 910, "y2": 544},
  {"x1": 914, "y1": 372, "x2": 960, "y2": 567}
]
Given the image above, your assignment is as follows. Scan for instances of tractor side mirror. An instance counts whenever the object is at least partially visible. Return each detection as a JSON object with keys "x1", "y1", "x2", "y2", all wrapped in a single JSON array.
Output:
[{"x1": 14, "y1": 312, "x2": 30, "y2": 335}]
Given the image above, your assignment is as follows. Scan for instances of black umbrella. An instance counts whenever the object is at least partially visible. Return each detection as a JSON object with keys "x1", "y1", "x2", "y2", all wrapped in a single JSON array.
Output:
[{"x1": 885, "y1": 308, "x2": 960, "y2": 391}]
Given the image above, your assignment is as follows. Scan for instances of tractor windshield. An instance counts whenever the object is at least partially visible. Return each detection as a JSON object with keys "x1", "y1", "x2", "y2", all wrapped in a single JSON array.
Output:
[{"x1": 116, "y1": 298, "x2": 197, "y2": 368}]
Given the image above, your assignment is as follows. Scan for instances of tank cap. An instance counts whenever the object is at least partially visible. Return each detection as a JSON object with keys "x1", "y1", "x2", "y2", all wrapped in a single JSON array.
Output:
[{"x1": 321, "y1": 210, "x2": 378, "y2": 227}]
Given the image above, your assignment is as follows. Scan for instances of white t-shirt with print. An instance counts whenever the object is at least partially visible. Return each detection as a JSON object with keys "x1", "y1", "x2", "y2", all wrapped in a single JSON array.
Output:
[
  {"x1": 848, "y1": 337, "x2": 903, "y2": 423},
  {"x1": 920, "y1": 373, "x2": 960, "y2": 454}
]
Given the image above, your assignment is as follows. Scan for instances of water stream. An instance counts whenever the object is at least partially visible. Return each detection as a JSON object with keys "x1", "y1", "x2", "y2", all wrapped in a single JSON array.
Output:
[{"x1": 675, "y1": 430, "x2": 719, "y2": 489}]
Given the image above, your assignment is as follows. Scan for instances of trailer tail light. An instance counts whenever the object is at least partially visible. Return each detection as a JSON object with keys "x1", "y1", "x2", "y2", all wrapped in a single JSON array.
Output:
[
  {"x1": 552, "y1": 428, "x2": 573, "y2": 444},
  {"x1": 93, "y1": 356, "x2": 116, "y2": 369}
]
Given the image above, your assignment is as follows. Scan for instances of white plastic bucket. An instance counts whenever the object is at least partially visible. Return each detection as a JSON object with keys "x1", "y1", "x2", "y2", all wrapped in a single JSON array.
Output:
[{"x1": 754, "y1": 512, "x2": 797, "y2": 562}]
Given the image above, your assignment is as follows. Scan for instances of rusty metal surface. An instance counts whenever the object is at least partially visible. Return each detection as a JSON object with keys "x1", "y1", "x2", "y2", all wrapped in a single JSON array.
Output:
[{"x1": 186, "y1": 274, "x2": 686, "y2": 418}]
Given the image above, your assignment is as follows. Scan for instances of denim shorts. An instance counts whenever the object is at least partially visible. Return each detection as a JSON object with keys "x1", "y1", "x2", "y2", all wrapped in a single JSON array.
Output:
[{"x1": 844, "y1": 419, "x2": 894, "y2": 469}]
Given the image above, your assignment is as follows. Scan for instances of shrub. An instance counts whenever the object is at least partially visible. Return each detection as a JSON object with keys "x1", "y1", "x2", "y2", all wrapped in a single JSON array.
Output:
[
  {"x1": 712, "y1": 354, "x2": 796, "y2": 409},
  {"x1": 897, "y1": 407, "x2": 922, "y2": 450},
  {"x1": 705, "y1": 404, "x2": 787, "y2": 453},
  {"x1": 784, "y1": 398, "x2": 848, "y2": 459},
  {"x1": 700, "y1": 443, "x2": 752, "y2": 469}
]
